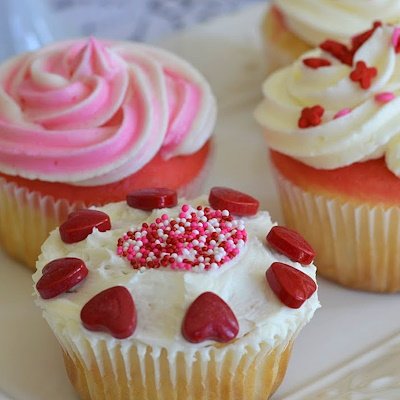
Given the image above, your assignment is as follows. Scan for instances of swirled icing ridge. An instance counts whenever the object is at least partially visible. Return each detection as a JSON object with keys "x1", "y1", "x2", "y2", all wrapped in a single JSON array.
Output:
[
  {"x1": 0, "y1": 38, "x2": 216, "y2": 186},
  {"x1": 273, "y1": 0, "x2": 400, "y2": 46},
  {"x1": 255, "y1": 24, "x2": 400, "y2": 177},
  {"x1": 32, "y1": 197, "x2": 319, "y2": 352}
]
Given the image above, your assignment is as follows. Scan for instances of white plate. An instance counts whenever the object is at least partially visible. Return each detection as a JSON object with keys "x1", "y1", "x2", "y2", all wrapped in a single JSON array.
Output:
[{"x1": 1, "y1": 4, "x2": 400, "y2": 399}]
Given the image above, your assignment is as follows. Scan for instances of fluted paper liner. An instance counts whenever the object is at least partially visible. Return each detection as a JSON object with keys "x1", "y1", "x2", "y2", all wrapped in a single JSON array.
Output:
[
  {"x1": 0, "y1": 177, "x2": 85, "y2": 269},
  {"x1": 273, "y1": 167, "x2": 400, "y2": 292},
  {"x1": 0, "y1": 161, "x2": 209, "y2": 270},
  {"x1": 39, "y1": 300, "x2": 312, "y2": 400},
  {"x1": 56, "y1": 330, "x2": 294, "y2": 400}
]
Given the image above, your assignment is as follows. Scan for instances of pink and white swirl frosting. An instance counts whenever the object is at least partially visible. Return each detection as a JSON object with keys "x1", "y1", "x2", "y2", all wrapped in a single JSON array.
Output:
[{"x1": 0, "y1": 38, "x2": 216, "y2": 186}]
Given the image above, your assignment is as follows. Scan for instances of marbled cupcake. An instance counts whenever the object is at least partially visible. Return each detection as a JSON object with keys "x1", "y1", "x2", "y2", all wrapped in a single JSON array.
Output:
[
  {"x1": 263, "y1": 0, "x2": 400, "y2": 72},
  {"x1": 33, "y1": 187, "x2": 319, "y2": 400},
  {"x1": 0, "y1": 38, "x2": 216, "y2": 268},
  {"x1": 256, "y1": 22, "x2": 400, "y2": 292}
]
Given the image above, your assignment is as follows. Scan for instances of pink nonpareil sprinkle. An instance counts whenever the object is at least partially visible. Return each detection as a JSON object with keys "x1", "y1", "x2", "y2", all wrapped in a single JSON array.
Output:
[
  {"x1": 116, "y1": 204, "x2": 247, "y2": 272},
  {"x1": 333, "y1": 108, "x2": 351, "y2": 119},
  {"x1": 392, "y1": 28, "x2": 400, "y2": 51},
  {"x1": 374, "y1": 92, "x2": 396, "y2": 104}
]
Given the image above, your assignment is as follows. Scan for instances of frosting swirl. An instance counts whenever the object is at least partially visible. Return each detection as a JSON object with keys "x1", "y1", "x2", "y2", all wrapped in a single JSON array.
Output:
[
  {"x1": 255, "y1": 24, "x2": 400, "y2": 177},
  {"x1": 0, "y1": 38, "x2": 216, "y2": 186},
  {"x1": 32, "y1": 197, "x2": 319, "y2": 353},
  {"x1": 273, "y1": 0, "x2": 400, "y2": 46}
]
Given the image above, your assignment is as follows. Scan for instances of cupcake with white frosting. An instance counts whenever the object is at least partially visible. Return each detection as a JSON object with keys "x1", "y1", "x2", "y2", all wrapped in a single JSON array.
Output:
[
  {"x1": 33, "y1": 186, "x2": 319, "y2": 400},
  {"x1": 263, "y1": 0, "x2": 400, "y2": 72},
  {"x1": 0, "y1": 38, "x2": 216, "y2": 268},
  {"x1": 256, "y1": 22, "x2": 400, "y2": 292}
]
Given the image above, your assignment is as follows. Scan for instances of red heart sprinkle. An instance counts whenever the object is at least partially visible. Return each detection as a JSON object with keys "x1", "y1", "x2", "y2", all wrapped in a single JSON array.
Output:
[
  {"x1": 36, "y1": 257, "x2": 88, "y2": 299},
  {"x1": 80, "y1": 286, "x2": 137, "y2": 339},
  {"x1": 319, "y1": 39, "x2": 353, "y2": 66},
  {"x1": 266, "y1": 262, "x2": 317, "y2": 309},
  {"x1": 302, "y1": 57, "x2": 331, "y2": 69},
  {"x1": 266, "y1": 226, "x2": 315, "y2": 264},
  {"x1": 182, "y1": 291, "x2": 239, "y2": 343},
  {"x1": 351, "y1": 21, "x2": 382, "y2": 53},
  {"x1": 59, "y1": 209, "x2": 111, "y2": 244},
  {"x1": 126, "y1": 187, "x2": 178, "y2": 210},
  {"x1": 208, "y1": 187, "x2": 259, "y2": 216}
]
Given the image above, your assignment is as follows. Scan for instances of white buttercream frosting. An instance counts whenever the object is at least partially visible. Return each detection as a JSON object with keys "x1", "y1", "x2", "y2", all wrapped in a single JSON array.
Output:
[
  {"x1": 273, "y1": 0, "x2": 400, "y2": 46},
  {"x1": 33, "y1": 197, "x2": 319, "y2": 358},
  {"x1": 255, "y1": 24, "x2": 400, "y2": 176}
]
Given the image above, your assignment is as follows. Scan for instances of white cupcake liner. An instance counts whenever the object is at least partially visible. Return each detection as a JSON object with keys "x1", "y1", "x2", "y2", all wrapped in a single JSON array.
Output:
[
  {"x1": 0, "y1": 176, "x2": 85, "y2": 268},
  {"x1": 44, "y1": 303, "x2": 311, "y2": 400},
  {"x1": 273, "y1": 167, "x2": 400, "y2": 292},
  {"x1": 57, "y1": 331, "x2": 294, "y2": 400}
]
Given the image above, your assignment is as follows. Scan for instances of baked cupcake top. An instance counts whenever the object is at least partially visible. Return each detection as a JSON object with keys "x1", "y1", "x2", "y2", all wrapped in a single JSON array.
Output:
[
  {"x1": 255, "y1": 23, "x2": 400, "y2": 177},
  {"x1": 272, "y1": 0, "x2": 400, "y2": 46},
  {"x1": 33, "y1": 187, "x2": 319, "y2": 356},
  {"x1": 0, "y1": 38, "x2": 216, "y2": 186}
]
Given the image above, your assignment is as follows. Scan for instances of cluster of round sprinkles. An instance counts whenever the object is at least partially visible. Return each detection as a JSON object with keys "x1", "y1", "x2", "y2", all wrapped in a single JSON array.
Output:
[{"x1": 117, "y1": 204, "x2": 247, "y2": 272}]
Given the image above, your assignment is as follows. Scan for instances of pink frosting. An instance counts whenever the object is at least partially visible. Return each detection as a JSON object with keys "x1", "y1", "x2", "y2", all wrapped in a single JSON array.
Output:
[{"x1": 0, "y1": 38, "x2": 216, "y2": 186}]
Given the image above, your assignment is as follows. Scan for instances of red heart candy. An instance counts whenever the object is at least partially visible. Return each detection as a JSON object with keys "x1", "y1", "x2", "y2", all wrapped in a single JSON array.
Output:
[
  {"x1": 182, "y1": 291, "x2": 239, "y2": 343},
  {"x1": 59, "y1": 209, "x2": 111, "y2": 244},
  {"x1": 80, "y1": 286, "x2": 136, "y2": 339},
  {"x1": 266, "y1": 226, "x2": 315, "y2": 265},
  {"x1": 36, "y1": 257, "x2": 88, "y2": 299},
  {"x1": 266, "y1": 262, "x2": 317, "y2": 309},
  {"x1": 208, "y1": 187, "x2": 259, "y2": 216},
  {"x1": 126, "y1": 188, "x2": 177, "y2": 210},
  {"x1": 302, "y1": 57, "x2": 332, "y2": 69}
]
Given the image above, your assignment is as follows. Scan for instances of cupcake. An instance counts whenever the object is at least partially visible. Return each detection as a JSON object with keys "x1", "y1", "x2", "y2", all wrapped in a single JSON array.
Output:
[
  {"x1": 255, "y1": 22, "x2": 400, "y2": 292},
  {"x1": 263, "y1": 1, "x2": 400, "y2": 72},
  {"x1": 32, "y1": 186, "x2": 319, "y2": 400},
  {"x1": 0, "y1": 38, "x2": 216, "y2": 269}
]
